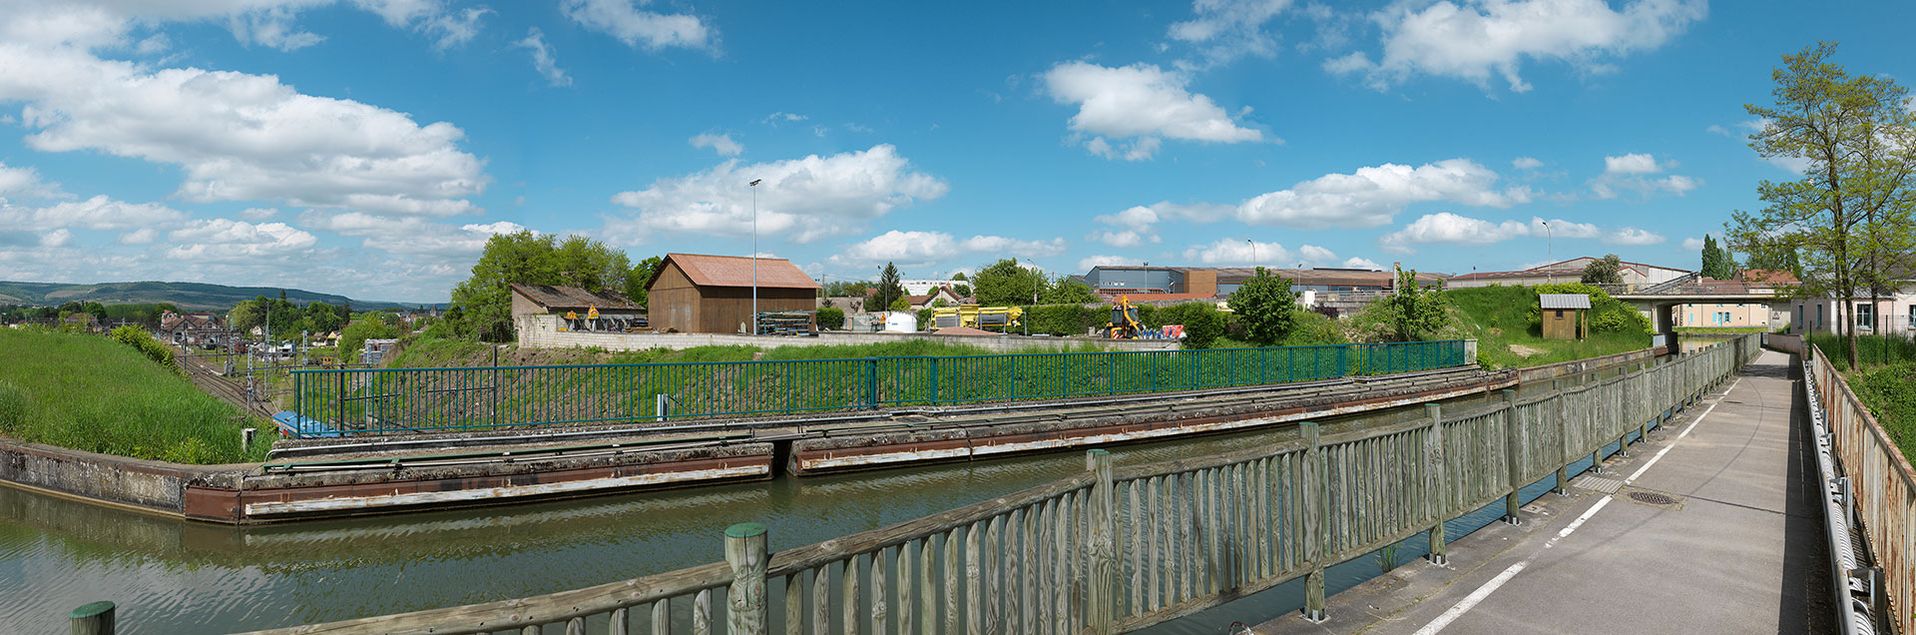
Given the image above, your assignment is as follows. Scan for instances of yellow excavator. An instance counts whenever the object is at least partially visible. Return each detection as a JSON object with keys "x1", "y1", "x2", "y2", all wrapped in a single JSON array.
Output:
[{"x1": 1105, "y1": 295, "x2": 1143, "y2": 339}]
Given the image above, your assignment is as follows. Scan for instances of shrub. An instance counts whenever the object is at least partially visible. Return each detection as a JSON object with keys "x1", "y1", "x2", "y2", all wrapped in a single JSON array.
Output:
[
  {"x1": 110, "y1": 325, "x2": 176, "y2": 368},
  {"x1": 1021, "y1": 303, "x2": 1104, "y2": 336},
  {"x1": 1226, "y1": 268, "x2": 1298, "y2": 345},
  {"x1": 1282, "y1": 310, "x2": 1348, "y2": 346},
  {"x1": 1150, "y1": 302, "x2": 1226, "y2": 348},
  {"x1": 1527, "y1": 283, "x2": 1650, "y2": 336},
  {"x1": 816, "y1": 306, "x2": 846, "y2": 330}
]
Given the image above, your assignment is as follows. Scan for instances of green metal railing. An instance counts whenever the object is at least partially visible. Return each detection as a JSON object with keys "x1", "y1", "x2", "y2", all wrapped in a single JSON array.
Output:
[{"x1": 289, "y1": 340, "x2": 1470, "y2": 437}]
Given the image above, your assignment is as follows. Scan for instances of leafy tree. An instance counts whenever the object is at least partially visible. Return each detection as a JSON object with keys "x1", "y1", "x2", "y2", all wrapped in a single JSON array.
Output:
[
  {"x1": 1152, "y1": 302, "x2": 1226, "y2": 348},
  {"x1": 1727, "y1": 42, "x2": 1916, "y2": 370},
  {"x1": 876, "y1": 262, "x2": 906, "y2": 310},
  {"x1": 970, "y1": 258, "x2": 1047, "y2": 306},
  {"x1": 1743, "y1": 243, "x2": 1803, "y2": 277},
  {"x1": 302, "y1": 301, "x2": 347, "y2": 335},
  {"x1": 1043, "y1": 277, "x2": 1099, "y2": 305},
  {"x1": 1580, "y1": 254, "x2": 1624, "y2": 284},
  {"x1": 1700, "y1": 235, "x2": 1735, "y2": 279},
  {"x1": 950, "y1": 272, "x2": 973, "y2": 298},
  {"x1": 1225, "y1": 267, "x2": 1297, "y2": 345},
  {"x1": 815, "y1": 306, "x2": 846, "y2": 330},
  {"x1": 339, "y1": 312, "x2": 402, "y2": 361},
  {"x1": 888, "y1": 296, "x2": 910, "y2": 311},
  {"x1": 625, "y1": 255, "x2": 663, "y2": 307},
  {"x1": 449, "y1": 231, "x2": 636, "y2": 342}
]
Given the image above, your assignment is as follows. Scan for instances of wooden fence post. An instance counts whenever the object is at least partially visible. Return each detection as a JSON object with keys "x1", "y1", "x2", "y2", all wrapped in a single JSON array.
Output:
[
  {"x1": 1554, "y1": 381, "x2": 1570, "y2": 495},
  {"x1": 69, "y1": 601, "x2": 114, "y2": 635},
  {"x1": 1424, "y1": 404, "x2": 1448, "y2": 566},
  {"x1": 1085, "y1": 449, "x2": 1117, "y2": 634},
  {"x1": 725, "y1": 523, "x2": 770, "y2": 635},
  {"x1": 1501, "y1": 389, "x2": 1523, "y2": 525},
  {"x1": 1300, "y1": 421, "x2": 1327, "y2": 622}
]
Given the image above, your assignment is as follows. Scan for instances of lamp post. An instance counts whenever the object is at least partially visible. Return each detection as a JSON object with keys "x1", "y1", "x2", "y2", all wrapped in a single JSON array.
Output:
[
  {"x1": 1541, "y1": 220, "x2": 1554, "y2": 283},
  {"x1": 1247, "y1": 239, "x2": 1257, "y2": 265},
  {"x1": 1026, "y1": 263, "x2": 1041, "y2": 337},
  {"x1": 749, "y1": 178, "x2": 762, "y2": 335}
]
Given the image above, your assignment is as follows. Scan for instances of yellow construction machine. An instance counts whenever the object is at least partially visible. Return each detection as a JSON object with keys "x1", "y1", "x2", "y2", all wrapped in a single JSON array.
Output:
[
  {"x1": 930, "y1": 305, "x2": 1024, "y2": 332},
  {"x1": 1105, "y1": 295, "x2": 1143, "y2": 339}
]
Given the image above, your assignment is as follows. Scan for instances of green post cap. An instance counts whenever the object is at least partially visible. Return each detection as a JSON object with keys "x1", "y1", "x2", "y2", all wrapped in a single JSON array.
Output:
[
  {"x1": 1087, "y1": 448, "x2": 1109, "y2": 457},
  {"x1": 69, "y1": 601, "x2": 114, "y2": 619},
  {"x1": 725, "y1": 522, "x2": 767, "y2": 539}
]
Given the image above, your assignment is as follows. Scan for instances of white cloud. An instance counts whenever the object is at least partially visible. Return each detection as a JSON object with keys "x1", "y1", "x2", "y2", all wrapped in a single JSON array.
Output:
[
  {"x1": 1168, "y1": 0, "x2": 1294, "y2": 68},
  {"x1": 609, "y1": 144, "x2": 947, "y2": 243},
  {"x1": 1606, "y1": 226, "x2": 1665, "y2": 245},
  {"x1": 239, "y1": 207, "x2": 279, "y2": 220},
  {"x1": 299, "y1": 210, "x2": 528, "y2": 258},
  {"x1": 0, "y1": 195, "x2": 185, "y2": 229},
  {"x1": 1681, "y1": 236, "x2": 1705, "y2": 251},
  {"x1": 0, "y1": 41, "x2": 486, "y2": 216},
  {"x1": 833, "y1": 230, "x2": 1065, "y2": 268},
  {"x1": 1602, "y1": 152, "x2": 1659, "y2": 174},
  {"x1": 1591, "y1": 153, "x2": 1698, "y2": 198},
  {"x1": 1512, "y1": 156, "x2": 1543, "y2": 170},
  {"x1": 38, "y1": 228, "x2": 70, "y2": 247},
  {"x1": 515, "y1": 27, "x2": 572, "y2": 87},
  {"x1": 1043, "y1": 61, "x2": 1262, "y2": 159},
  {"x1": 1179, "y1": 237, "x2": 1353, "y2": 266},
  {"x1": 763, "y1": 112, "x2": 807, "y2": 124},
  {"x1": 351, "y1": 1, "x2": 490, "y2": 48},
  {"x1": 166, "y1": 218, "x2": 318, "y2": 261},
  {"x1": 1329, "y1": 0, "x2": 1707, "y2": 92},
  {"x1": 1380, "y1": 213, "x2": 1601, "y2": 253},
  {"x1": 118, "y1": 227, "x2": 155, "y2": 244},
  {"x1": 0, "y1": 161, "x2": 55, "y2": 198},
  {"x1": 689, "y1": 132, "x2": 744, "y2": 157},
  {"x1": 562, "y1": 0, "x2": 714, "y2": 51},
  {"x1": 1237, "y1": 158, "x2": 1529, "y2": 228},
  {"x1": 1078, "y1": 254, "x2": 1142, "y2": 270},
  {"x1": 1087, "y1": 201, "x2": 1233, "y2": 246},
  {"x1": 1343, "y1": 256, "x2": 1384, "y2": 270}
]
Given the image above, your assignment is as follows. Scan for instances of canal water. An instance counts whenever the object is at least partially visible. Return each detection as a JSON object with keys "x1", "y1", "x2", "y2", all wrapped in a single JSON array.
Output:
[{"x1": 0, "y1": 372, "x2": 1627, "y2": 634}]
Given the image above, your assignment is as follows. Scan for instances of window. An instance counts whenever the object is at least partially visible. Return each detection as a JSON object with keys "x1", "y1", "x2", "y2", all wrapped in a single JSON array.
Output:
[
  {"x1": 1553, "y1": 309, "x2": 1564, "y2": 318},
  {"x1": 1909, "y1": 305, "x2": 1915, "y2": 328},
  {"x1": 1857, "y1": 303, "x2": 1875, "y2": 329}
]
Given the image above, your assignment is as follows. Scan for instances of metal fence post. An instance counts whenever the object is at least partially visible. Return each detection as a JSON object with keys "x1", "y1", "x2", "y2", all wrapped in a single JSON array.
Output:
[
  {"x1": 334, "y1": 370, "x2": 346, "y2": 435},
  {"x1": 865, "y1": 358, "x2": 880, "y2": 410},
  {"x1": 69, "y1": 601, "x2": 114, "y2": 635},
  {"x1": 1502, "y1": 389, "x2": 1523, "y2": 525},
  {"x1": 1425, "y1": 403, "x2": 1449, "y2": 565},
  {"x1": 1300, "y1": 421, "x2": 1327, "y2": 622},
  {"x1": 725, "y1": 523, "x2": 769, "y2": 635},
  {"x1": 929, "y1": 356, "x2": 941, "y2": 405},
  {"x1": 1085, "y1": 449, "x2": 1117, "y2": 634}
]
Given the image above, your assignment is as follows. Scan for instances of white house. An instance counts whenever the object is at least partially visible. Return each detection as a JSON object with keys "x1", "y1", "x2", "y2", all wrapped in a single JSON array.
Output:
[{"x1": 1790, "y1": 272, "x2": 1916, "y2": 337}]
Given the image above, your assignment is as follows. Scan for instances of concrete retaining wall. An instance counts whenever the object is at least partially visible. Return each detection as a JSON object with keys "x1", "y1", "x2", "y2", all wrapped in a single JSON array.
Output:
[
  {"x1": 0, "y1": 439, "x2": 231, "y2": 516},
  {"x1": 516, "y1": 314, "x2": 1180, "y2": 352}
]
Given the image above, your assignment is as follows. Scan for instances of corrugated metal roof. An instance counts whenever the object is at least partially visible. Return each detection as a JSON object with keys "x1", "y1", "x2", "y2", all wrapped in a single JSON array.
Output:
[
  {"x1": 658, "y1": 253, "x2": 820, "y2": 290},
  {"x1": 509, "y1": 283, "x2": 642, "y2": 310},
  {"x1": 1539, "y1": 293, "x2": 1592, "y2": 309}
]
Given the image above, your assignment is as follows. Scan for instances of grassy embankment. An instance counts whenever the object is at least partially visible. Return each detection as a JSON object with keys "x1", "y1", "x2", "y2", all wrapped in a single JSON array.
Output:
[
  {"x1": 1446, "y1": 285, "x2": 1652, "y2": 369},
  {"x1": 1810, "y1": 333, "x2": 1916, "y2": 460},
  {"x1": 0, "y1": 327, "x2": 269, "y2": 464}
]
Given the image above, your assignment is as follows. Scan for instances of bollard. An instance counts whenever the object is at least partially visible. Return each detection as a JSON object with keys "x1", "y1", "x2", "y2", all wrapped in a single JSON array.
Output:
[
  {"x1": 70, "y1": 601, "x2": 114, "y2": 635},
  {"x1": 724, "y1": 523, "x2": 768, "y2": 634}
]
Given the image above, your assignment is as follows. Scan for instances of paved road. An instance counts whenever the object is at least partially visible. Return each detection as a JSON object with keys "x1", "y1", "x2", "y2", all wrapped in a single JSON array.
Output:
[{"x1": 1260, "y1": 350, "x2": 1833, "y2": 634}]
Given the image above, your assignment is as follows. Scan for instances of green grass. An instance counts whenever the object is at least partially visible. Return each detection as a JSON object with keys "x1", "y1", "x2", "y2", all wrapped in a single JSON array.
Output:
[
  {"x1": 1446, "y1": 285, "x2": 1652, "y2": 370},
  {"x1": 0, "y1": 327, "x2": 269, "y2": 464},
  {"x1": 1809, "y1": 333, "x2": 1916, "y2": 462}
]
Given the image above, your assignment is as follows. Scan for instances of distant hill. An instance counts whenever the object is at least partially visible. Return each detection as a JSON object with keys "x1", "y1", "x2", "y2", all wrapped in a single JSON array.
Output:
[{"x1": 0, "y1": 280, "x2": 439, "y2": 312}]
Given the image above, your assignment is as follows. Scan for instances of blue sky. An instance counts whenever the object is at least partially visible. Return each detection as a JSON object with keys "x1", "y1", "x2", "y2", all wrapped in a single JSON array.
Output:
[{"x1": 0, "y1": 0, "x2": 1907, "y2": 302}]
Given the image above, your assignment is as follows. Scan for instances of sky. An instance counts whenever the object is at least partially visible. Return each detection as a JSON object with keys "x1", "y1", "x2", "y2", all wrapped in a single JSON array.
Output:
[{"x1": 0, "y1": 0, "x2": 1908, "y2": 303}]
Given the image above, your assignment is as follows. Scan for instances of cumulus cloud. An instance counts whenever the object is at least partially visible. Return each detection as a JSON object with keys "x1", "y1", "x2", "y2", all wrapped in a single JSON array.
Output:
[
  {"x1": 1591, "y1": 153, "x2": 1698, "y2": 198},
  {"x1": 0, "y1": 195, "x2": 186, "y2": 229},
  {"x1": 689, "y1": 132, "x2": 744, "y2": 157},
  {"x1": 1087, "y1": 201, "x2": 1233, "y2": 246},
  {"x1": 562, "y1": 0, "x2": 714, "y2": 51},
  {"x1": 1512, "y1": 156, "x2": 1543, "y2": 170},
  {"x1": 609, "y1": 144, "x2": 947, "y2": 243},
  {"x1": 833, "y1": 229, "x2": 1066, "y2": 268},
  {"x1": 1168, "y1": 0, "x2": 1294, "y2": 68},
  {"x1": 0, "y1": 25, "x2": 488, "y2": 217},
  {"x1": 515, "y1": 27, "x2": 572, "y2": 87},
  {"x1": 1043, "y1": 61, "x2": 1262, "y2": 160},
  {"x1": 1078, "y1": 254, "x2": 1142, "y2": 270},
  {"x1": 1328, "y1": 0, "x2": 1707, "y2": 92},
  {"x1": 0, "y1": 161, "x2": 57, "y2": 198},
  {"x1": 1237, "y1": 158, "x2": 1529, "y2": 228},
  {"x1": 1380, "y1": 213, "x2": 1603, "y2": 253},
  {"x1": 38, "y1": 228, "x2": 71, "y2": 248},
  {"x1": 1606, "y1": 227, "x2": 1665, "y2": 245},
  {"x1": 1179, "y1": 237, "x2": 1361, "y2": 267},
  {"x1": 1681, "y1": 236, "x2": 1705, "y2": 251},
  {"x1": 166, "y1": 218, "x2": 318, "y2": 261}
]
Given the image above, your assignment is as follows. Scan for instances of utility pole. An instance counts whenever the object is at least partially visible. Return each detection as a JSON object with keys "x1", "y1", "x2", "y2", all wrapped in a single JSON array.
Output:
[{"x1": 749, "y1": 178, "x2": 763, "y2": 336}]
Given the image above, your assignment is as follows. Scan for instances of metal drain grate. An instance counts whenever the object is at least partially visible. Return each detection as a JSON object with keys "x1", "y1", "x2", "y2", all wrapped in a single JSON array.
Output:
[{"x1": 1628, "y1": 491, "x2": 1680, "y2": 506}]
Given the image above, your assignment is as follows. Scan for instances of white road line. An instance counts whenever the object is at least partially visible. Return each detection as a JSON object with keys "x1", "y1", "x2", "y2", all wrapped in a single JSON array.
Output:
[
  {"x1": 1411, "y1": 562, "x2": 1529, "y2": 635},
  {"x1": 1407, "y1": 374, "x2": 1746, "y2": 635},
  {"x1": 1625, "y1": 376, "x2": 1739, "y2": 484}
]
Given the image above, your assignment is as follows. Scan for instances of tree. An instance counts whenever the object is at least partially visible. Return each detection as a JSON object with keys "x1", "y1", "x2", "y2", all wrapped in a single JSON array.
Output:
[
  {"x1": 1743, "y1": 243, "x2": 1803, "y2": 277},
  {"x1": 1700, "y1": 235, "x2": 1735, "y2": 279},
  {"x1": 339, "y1": 312, "x2": 401, "y2": 362},
  {"x1": 1580, "y1": 254, "x2": 1624, "y2": 284},
  {"x1": 1226, "y1": 267, "x2": 1297, "y2": 345},
  {"x1": 876, "y1": 262, "x2": 906, "y2": 310},
  {"x1": 949, "y1": 272, "x2": 973, "y2": 299},
  {"x1": 1727, "y1": 42, "x2": 1916, "y2": 370},
  {"x1": 1042, "y1": 277, "x2": 1099, "y2": 305},
  {"x1": 970, "y1": 258, "x2": 1046, "y2": 306},
  {"x1": 448, "y1": 231, "x2": 636, "y2": 342},
  {"x1": 625, "y1": 255, "x2": 663, "y2": 308}
]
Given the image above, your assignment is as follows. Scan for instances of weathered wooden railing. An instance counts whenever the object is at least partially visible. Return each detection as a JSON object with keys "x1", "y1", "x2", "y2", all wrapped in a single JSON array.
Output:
[
  {"x1": 203, "y1": 335, "x2": 1756, "y2": 635},
  {"x1": 1806, "y1": 344, "x2": 1914, "y2": 635}
]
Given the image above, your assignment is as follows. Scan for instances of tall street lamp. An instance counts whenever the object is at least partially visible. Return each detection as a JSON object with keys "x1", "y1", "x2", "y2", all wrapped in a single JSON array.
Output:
[
  {"x1": 749, "y1": 178, "x2": 762, "y2": 335},
  {"x1": 1541, "y1": 220, "x2": 1554, "y2": 283},
  {"x1": 1247, "y1": 239, "x2": 1257, "y2": 266}
]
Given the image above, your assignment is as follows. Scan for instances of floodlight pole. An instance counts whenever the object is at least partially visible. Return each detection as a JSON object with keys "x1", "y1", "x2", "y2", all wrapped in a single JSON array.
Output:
[{"x1": 750, "y1": 178, "x2": 762, "y2": 335}]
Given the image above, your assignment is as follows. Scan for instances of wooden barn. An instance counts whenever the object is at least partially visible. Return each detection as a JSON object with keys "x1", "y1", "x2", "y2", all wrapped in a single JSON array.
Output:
[{"x1": 646, "y1": 253, "x2": 820, "y2": 334}]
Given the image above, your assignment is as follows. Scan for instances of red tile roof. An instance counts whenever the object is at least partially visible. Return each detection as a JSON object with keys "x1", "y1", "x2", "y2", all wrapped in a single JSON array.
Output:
[{"x1": 658, "y1": 253, "x2": 820, "y2": 290}]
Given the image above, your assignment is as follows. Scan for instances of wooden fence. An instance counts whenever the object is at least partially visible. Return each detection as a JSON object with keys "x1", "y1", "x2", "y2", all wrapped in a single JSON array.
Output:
[
  {"x1": 208, "y1": 335, "x2": 1757, "y2": 635},
  {"x1": 1807, "y1": 345, "x2": 1915, "y2": 635}
]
